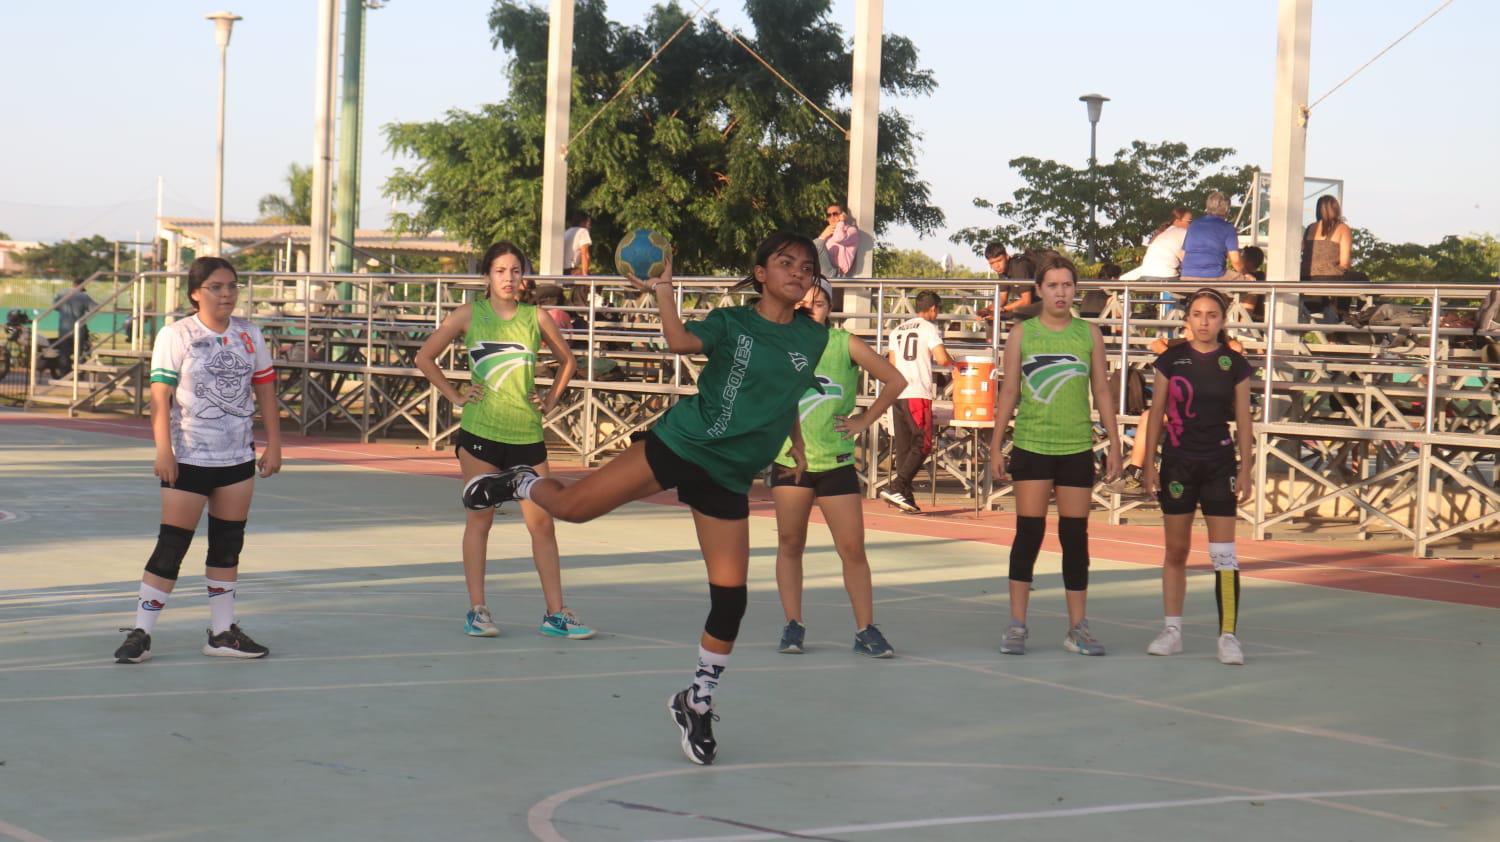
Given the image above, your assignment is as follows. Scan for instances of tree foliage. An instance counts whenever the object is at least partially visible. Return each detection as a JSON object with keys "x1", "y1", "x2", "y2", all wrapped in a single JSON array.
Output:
[
  {"x1": 952, "y1": 141, "x2": 1256, "y2": 262},
  {"x1": 383, "y1": 0, "x2": 944, "y2": 273},
  {"x1": 23, "y1": 235, "x2": 116, "y2": 281},
  {"x1": 258, "y1": 163, "x2": 315, "y2": 225},
  {"x1": 873, "y1": 247, "x2": 983, "y2": 279},
  {"x1": 1352, "y1": 230, "x2": 1499, "y2": 283}
]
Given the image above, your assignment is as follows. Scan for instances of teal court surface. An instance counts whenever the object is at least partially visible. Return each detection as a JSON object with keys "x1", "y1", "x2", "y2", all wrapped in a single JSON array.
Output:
[{"x1": 2, "y1": 413, "x2": 1497, "y2": 841}]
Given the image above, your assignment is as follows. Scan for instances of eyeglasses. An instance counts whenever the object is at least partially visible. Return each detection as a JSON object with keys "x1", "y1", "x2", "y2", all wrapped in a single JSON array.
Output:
[
  {"x1": 200, "y1": 282, "x2": 241, "y2": 296},
  {"x1": 826, "y1": 211, "x2": 841, "y2": 218}
]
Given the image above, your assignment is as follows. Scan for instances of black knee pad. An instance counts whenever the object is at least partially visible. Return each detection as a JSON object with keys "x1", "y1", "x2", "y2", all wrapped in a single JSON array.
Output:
[
  {"x1": 703, "y1": 583, "x2": 748, "y2": 642},
  {"x1": 206, "y1": 516, "x2": 246, "y2": 569},
  {"x1": 1008, "y1": 516, "x2": 1046, "y2": 583},
  {"x1": 1059, "y1": 516, "x2": 1090, "y2": 591},
  {"x1": 144, "y1": 524, "x2": 195, "y2": 581}
]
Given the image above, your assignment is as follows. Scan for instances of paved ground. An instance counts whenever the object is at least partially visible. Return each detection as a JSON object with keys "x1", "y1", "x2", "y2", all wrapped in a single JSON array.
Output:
[{"x1": 2, "y1": 413, "x2": 1497, "y2": 841}]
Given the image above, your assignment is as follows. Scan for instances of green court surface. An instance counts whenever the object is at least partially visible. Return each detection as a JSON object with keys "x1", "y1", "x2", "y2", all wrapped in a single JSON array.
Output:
[{"x1": 1, "y1": 416, "x2": 1497, "y2": 841}]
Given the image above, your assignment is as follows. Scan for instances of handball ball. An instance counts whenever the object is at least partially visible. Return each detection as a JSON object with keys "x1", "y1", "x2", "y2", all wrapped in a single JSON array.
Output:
[{"x1": 615, "y1": 229, "x2": 671, "y2": 280}]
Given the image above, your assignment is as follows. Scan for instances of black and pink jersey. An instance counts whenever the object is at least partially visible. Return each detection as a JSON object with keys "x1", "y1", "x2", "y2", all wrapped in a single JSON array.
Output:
[{"x1": 1151, "y1": 342, "x2": 1252, "y2": 460}]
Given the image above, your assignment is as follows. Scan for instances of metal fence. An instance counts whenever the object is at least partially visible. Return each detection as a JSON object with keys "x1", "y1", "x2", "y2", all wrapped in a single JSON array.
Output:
[{"x1": 15, "y1": 269, "x2": 1500, "y2": 557}]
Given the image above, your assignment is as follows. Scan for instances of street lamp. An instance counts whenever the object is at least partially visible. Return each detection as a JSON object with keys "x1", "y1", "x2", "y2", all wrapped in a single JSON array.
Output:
[
  {"x1": 207, "y1": 11, "x2": 242, "y2": 258},
  {"x1": 1079, "y1": 93, "x2": 1109, "y2": 261}
]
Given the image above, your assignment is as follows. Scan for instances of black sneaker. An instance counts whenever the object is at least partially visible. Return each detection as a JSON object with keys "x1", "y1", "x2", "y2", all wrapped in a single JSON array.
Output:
[
  {"x1": 853, "y1": 624, "x2": 894, "y2": 658},
  {"x1": 113, "y1": 628, "x2": 152, "y2": 664},
  {"x1": 462, "y1": 466, "x2": 539, "y2": 511},
  {"x1": 667, "y1": 688, "x2": 718, "y2": 765},
  {"x1": 879, "y1": 490, "x2": 921, "y2": 513},
  {"x1": 203, "y1": 624, "x2": 270, "y2": 659},
  {"x1": 777, "y1": 619, "x2": 806, "y2": 654}
]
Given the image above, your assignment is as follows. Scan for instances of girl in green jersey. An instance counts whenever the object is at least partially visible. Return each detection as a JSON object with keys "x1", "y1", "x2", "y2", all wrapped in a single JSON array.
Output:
[
  {"x1": 415, "y1": 242, "x2": 586, "y2": 640},
  {"x1": 989, "y1": 255, "x2": 1121, "y2": 656},
  {"x1": 769, "y1": 278, "x2": 907, "y2": 658},
  {"x1": 463, "y1": 234, "x2": 828, "y2": 766}
]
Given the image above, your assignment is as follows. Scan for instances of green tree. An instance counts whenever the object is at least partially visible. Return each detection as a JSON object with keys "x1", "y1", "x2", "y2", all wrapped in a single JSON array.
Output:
[
  {"x1": 1352, "y1": 230, "x2": 1499, "y2": 283},
  {"x1": 384, "y1": 0, "x2": 944, "y2": 273},
  {"x1": 873, "y1": 247, "x2": 982, "y2": 279},
  {"x1": 0, "y1": 230, "x2": 12, "y2": 241},
  {"x1": 952, "y1": 141, "x2": 1256, "y2": 262},
  {"x1": 23, "y1": 235, "x2": 115, "y2": 281},
  {"x1": 258, "y1": 163, "x2": 315, "y2": 225}
]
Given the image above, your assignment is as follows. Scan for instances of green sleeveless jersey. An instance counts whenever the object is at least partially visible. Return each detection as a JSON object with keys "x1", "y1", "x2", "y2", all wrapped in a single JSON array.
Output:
[
  {"x1": 776, "y1": 329, "x2": 858, "y2": 471},
  {"x1": 460, "y1": 299, "x2": 543, "y2": 444},
  {"x1": 653, "y1": 306, "x2": 828, "y2": 493},
  {"x1": 1012, "y1": 316, "x2": 1094, "y2": 455}
]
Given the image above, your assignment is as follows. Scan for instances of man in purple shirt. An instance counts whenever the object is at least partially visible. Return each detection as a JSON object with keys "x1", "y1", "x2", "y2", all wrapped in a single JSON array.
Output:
[{"x1": 818, "y1": 203, "x2": 861, "y2": 277}]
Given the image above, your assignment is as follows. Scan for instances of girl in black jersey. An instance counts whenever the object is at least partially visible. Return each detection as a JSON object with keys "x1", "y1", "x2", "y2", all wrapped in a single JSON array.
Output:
[{"x1": 1140, "y1": 288, "x2": 1254, "y2": 665}]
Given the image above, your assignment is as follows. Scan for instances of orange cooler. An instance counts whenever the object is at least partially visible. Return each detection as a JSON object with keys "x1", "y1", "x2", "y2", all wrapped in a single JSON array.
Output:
[{"x1": 953, "y1": 354, "x2": 997, "y2": 422}]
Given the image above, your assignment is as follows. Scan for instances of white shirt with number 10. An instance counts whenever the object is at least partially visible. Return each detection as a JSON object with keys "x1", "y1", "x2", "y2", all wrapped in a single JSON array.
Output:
[{"x1": 888, "y1": 316, "x2": 943, "y2": 399}]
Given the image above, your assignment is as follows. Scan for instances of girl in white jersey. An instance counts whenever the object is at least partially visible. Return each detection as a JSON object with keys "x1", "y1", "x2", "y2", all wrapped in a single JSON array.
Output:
[{"x1": 114, "y1": 257, "x2": 281, "y2": 663}]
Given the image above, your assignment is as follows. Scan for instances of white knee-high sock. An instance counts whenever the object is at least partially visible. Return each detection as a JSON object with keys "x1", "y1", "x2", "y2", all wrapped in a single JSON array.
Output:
[
  {"x1": 207, "y1": 580, "x2": 237, "y2": 634},
  {"x1": 135, "y1": 583, "x2": 171, "y2": 633},
  {"x1": 689, "y1": 646, "x2": 730, "y2": 714}
]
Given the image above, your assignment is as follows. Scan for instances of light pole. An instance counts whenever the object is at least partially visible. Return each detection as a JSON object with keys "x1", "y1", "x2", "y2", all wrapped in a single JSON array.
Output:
[
  {"x1": 207, "y1": 11, "x2": 242, "y2": 258},
  {"x1": 1079, "y1": 93, "x2": 1109, "y2": 261}
]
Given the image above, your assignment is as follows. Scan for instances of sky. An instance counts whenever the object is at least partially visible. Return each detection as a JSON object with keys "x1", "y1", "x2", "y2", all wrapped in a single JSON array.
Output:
[{"x1": 2, "y1": 0, "x2": 1496, "y2": 269}]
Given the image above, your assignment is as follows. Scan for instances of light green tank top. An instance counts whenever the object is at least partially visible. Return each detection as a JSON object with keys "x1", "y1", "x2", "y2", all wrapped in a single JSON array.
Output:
[
  {"x1": 460, "y1": 299, "x2": 542, "y2": 444},
  {"x1": 1012, "y1": 317, "x2": 1094, "y2": 455},
  {"x1": 776, "y1": 328, "x2": 858, "y2": 472}
]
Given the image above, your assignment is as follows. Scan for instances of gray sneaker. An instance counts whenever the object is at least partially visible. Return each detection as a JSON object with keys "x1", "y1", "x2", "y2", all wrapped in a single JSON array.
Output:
[
  {"x1": 999, "y1": 622, "x2": 1028, "y2": 655},
  {"x1": 777, "y1": 620, "x2": 806, "y2": 654},
  {"x1": 1063, "y1": 619, "x2": 1106, "y2": 656},
  {"x1": 853, "y1": 625, "x2": 894, "y2": 658}
]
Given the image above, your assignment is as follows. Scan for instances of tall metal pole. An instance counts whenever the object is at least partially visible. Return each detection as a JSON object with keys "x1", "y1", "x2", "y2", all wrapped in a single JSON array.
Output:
[
  {"x1": 207, "y1": 12, "x2": 241, "y2": 259},
  {"x1": 1079, "y1": 94, "x2": 1108, "y2": 262},
  {"x1": 1268, "y1": 0, "x2": 1312, "y2": 284},
  {"x1": 310, "y1": 0, "x2": 338, "y2": 274},
  {"x1": 334, "y1": 0, "x2": 365, "y2": 274},
  {"x1": 538, "y1": 0, "x2": 574, "y2": 276},
  {"x1": 846, "y1": 0, "x2": 882, "y2": 281}
]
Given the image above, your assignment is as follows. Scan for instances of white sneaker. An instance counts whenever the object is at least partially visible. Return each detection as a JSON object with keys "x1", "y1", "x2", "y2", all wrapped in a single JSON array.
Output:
[
  {"x1": 1217, "y1": 633, "x2": 1245, "y2": 665},
  {"x1": 1147, "y1": 625, "x2": 1183, "y2": 656}
]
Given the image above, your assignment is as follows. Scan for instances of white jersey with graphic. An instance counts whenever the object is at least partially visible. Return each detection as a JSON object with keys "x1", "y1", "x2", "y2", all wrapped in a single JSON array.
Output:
[
  {"x1": 149, "y1": 315, "x2": 275, "y2": 467},
  {"x1": 888, "y1": 316, "x2": 944, "y2": 399}
]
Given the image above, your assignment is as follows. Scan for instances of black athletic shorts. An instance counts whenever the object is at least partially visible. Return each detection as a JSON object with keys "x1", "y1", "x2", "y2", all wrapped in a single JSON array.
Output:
[
  {"x1": 1007, "y1": 447, "x2": 1095, "y2": 488},
  {"x1": 455, "y1": 429, "x2": 548, "y2": 471},
  {"x1": 767, "y1": 463, "x2": 861, "y2": 498},
  {"x1": 163, "y1": 460, "x2": 256, "y2": 496},
  {"x1": 1158, "y1": 453, "x2": 1239, "y2": 517},
  {"x1": 638, "y1": 430, "x2": 748, "y2": 520}
]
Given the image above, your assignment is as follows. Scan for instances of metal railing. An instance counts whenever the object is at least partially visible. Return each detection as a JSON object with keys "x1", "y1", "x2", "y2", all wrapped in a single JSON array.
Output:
[{"x1": 18, "y1": 269, "x2": 1500, "y2": 557}]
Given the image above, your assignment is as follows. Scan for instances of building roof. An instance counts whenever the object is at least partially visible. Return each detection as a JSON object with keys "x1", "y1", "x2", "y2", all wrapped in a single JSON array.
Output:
[{"x1": 158, "y1": 218, "x2": 474, "y2": 256}]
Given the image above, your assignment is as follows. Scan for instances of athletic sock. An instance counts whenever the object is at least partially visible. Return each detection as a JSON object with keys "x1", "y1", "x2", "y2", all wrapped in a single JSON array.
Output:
[
  {"x1": 514, "y1": 471, "x2": 540, "y2": 500},
  {"x1": 135, "y1": 583, "x2": 171, "y2": 633},
  {"x1": 1164, "y1": 615, "x2": 1183, "y2": 630},
  {"x1": 1209, "y1": 541, "x2": 1240, "y2": 636},
  {"x1": 207, "y1": 580, "x2": 238, "y2": 635},
  {"x1": 689, "y1": 646, "x2": 730, "y2": 714}
]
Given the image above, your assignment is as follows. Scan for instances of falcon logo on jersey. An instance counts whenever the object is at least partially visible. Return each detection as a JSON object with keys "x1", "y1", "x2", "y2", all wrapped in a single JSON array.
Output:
[
  {"x1": 1020, "y1": 354, "x2": 1088, "y2": 404},
  {"x1": 788, "y1": 351, "x2": 809, "y2": 371},
  {"x1": 797, "y1": 375, "x2": 843, "y2": 421},
  {"x1": 469, "y1": 341, "x2": 534, "y2": 390}
]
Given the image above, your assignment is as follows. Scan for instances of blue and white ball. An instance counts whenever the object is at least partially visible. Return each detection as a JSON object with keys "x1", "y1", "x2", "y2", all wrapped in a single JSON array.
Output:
[{"x1": 614, "y1": 229, "x2": 671, "y2": 280}]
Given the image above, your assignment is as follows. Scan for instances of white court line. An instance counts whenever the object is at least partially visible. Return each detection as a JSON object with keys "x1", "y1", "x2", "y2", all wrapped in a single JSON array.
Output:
[
  {"x1": 858, "y1": 515, "x2": 1500, "y2": 592},
  {"x1": 0, "y1": 818, "x2": 52, "y2": 842},
  {"x1": 0, "y1": 660, "x2": 939, "y2": 704},
  {"x1": 901, "y1": 652, "x2": 1500, "y2": 771},
  {"x1": 0, "y1": 642, "x2": 682, "y2": 674},
  {"x1": 525, "y1": 761, "x2": 1457, "y2": 841},
  {"x1": 645, "y1": 783, "x2": 1500, "y2": 842}
]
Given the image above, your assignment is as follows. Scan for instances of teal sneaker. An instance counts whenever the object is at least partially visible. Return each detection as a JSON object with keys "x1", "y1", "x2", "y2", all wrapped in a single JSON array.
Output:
[
  {"x1": 464, "y1": 605, "x2": 500, "y2": 637},
  {"x1": 539, "y1": 607, "x2": 596, "y2": 640}
]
